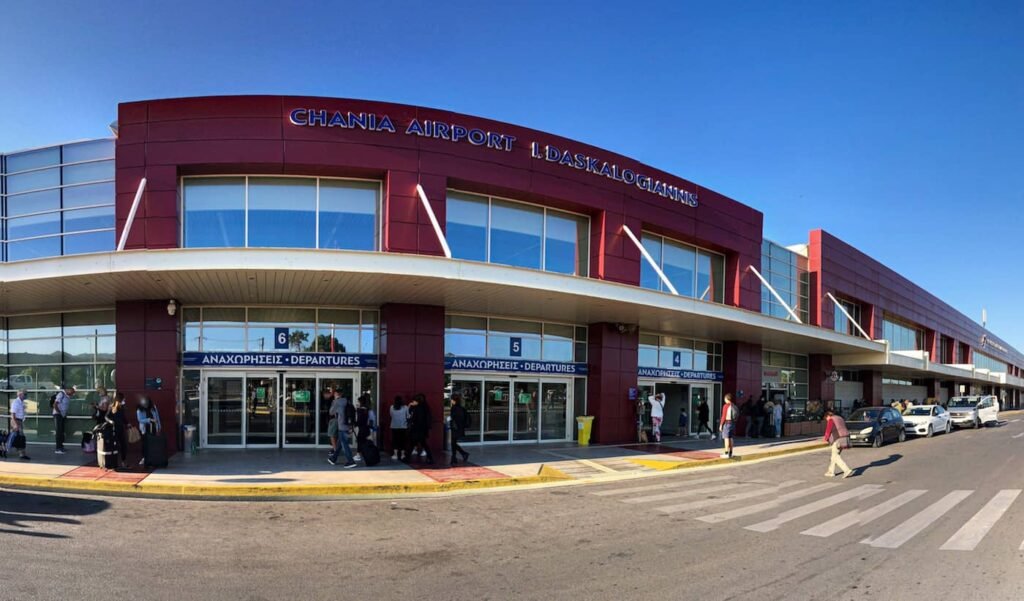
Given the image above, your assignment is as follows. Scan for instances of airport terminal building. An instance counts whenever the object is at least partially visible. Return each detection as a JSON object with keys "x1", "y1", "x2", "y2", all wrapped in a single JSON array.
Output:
[{"x1": 2, "y1": 95, "x2": 1022, "y2": 452}]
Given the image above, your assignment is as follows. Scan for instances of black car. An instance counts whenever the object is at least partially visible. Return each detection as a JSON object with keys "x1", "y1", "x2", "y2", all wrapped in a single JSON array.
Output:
[{"x1": 846, "y1": 407, "x2": 906, "y2": 447}]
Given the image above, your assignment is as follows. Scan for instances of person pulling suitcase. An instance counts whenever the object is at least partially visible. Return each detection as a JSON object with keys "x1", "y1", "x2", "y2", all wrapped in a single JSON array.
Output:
[{"x1": 137, "y1": 396, "x2": 167, "y2": 468}]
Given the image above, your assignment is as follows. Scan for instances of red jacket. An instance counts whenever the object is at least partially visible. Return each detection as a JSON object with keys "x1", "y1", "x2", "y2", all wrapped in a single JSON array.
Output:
[{"x1": 823, "y1": 415, "x2": 849, "y2": 444}]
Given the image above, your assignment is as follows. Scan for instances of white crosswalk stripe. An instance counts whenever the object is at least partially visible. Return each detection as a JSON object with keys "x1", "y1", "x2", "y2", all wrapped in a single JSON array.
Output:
[
  {"x1": 592, "y1": 474, "x2": 736, "y2": 497},
  {"x1": 802, "y1": 489, "x2": 927, "y2": 537},
  {"x1": 940, "y1": 489, "x2": 1021, "y2": 551},
  {"x1": 1012, "y1": 433, "x2": 1024, "y2": 439},
  {"x1": 745, "y1": 485, "x2": 884, "y2": 533},
  {"x1": 862, "y1": 490, "x2": 974, "y2": 549},
  {"x1": 622, "y1": 481, "x2": 760, "y2": 504},
  {"x1": 656, "y1": 480, "x2": 805, "y2": 515},
  {"x1": 694, "y1": 482, "x2": 840, "y2": 522}
]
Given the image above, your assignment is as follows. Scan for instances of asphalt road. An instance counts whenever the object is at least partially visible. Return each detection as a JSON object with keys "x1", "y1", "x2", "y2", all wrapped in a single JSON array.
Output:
[{"x1": 3, "y1": 418, "x2": 1024, "y2": 601}]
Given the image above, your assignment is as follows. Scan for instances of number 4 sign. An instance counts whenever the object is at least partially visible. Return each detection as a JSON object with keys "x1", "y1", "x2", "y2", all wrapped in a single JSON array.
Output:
[{"x1": 274, "y1": 327, "x2": 290, "y2": 350}]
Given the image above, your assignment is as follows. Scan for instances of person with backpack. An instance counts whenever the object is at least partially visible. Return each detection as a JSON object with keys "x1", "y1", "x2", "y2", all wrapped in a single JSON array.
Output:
[
  {"x1": 327, "y1": 389, "x2": 356, "y2": 468},
  {"x1": 407, "y1": 393, "x2": 434, "y2": 464},
  {"x1": 52, "y1": 384, "x2": 75, "y2": 454},
  {"x1": 822, "y1": 408, "x2": 854, "y2": 479},
  {"x1": 7, "y1": 389, "x2": 31, "y2": 460},
  {"x1": 389, "y1": 396, "x2": 409, "y2": 462},
  {"x1": 647, "y1": 392, "x2": 666, "y2": 443},
  {"x1": 719, "y1": 393, "x2": 738, "y2": 458},
  {"x1": 448, "y1": 393, "x2": 470, "y2": 466}
]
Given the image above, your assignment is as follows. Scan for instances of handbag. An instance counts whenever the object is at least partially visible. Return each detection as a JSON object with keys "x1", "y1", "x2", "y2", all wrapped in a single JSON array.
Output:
[
  {"x1": 127, "y1": 425, "x2": 142, "y2": 444},
  {"x1": 11, "y1": 432, "x2": 26, "y2": 450}
]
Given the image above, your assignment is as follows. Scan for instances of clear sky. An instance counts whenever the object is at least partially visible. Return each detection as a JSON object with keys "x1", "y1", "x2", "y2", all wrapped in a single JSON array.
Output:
[{"x1": 2, "y1": 1, "x2": 1022, "y2": 348}]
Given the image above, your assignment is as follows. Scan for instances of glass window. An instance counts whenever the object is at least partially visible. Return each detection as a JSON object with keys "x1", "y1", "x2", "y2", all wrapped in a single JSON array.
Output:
[
  {"x1": 6, "y1": 168, "x2": 60, "y2": 194},
  {"x1": 63, "y1": 182, "x2": 115, "y2": 208},
  {"x1": 63, "y1": 206, "x2": 114, "y2": 233},
  {"x1": 640, "y1": 236, "x2": 664, "y2": 290},
  {"x1": 7, "y1": 212, "x2": 61, "y2": 240},
  {"x1": 445, "y1": 315, "x2": 585, "y2": 362},
  {"x1": 63, "y1": 231, "x2": 114, "y2": 255},
  {"x1": 761, "y1": 241, "x2": 809, "y2": 322},
  {"x1": 446, "y1": 192, "x2": 489, "y2": 262},
  {"x1": 201, "y1": 327, "x2": 246, "y2": 352},
  {"x1": 6, "y1": 189, "x2": 61, "y2": 216},
  {"x1": 201, "y1": 307, "x2": 246, "y2": 324},
  {"x1": 318, "y1": 180, "x2": 378, "y2": 251},
  {"x1": 662, "y1": 241, "x2": 696, "y2": 297},
  {"x1": 7, "y1": 237, "x2": 62, "y2": 261},
  {"x1": 544, "y1": 210, "x2": 588, "y2": 275},
  {"x1": 247, "y1": 177, "x2": 316, "y2": 248},
  {"x1": 183, "y1": 177, "x2": 245, "y2": 248},
  {"x1": 641, "y1": 233, "x2": 724, "y2": 303},
  {"x1": 63, "y1": 310, "x2": 116, "y2": 335},
  {"x1": 489, "y1": 200, "x2": 543, "y2": 270},
  {"x1": 62, "y1": 160, "x2": 114, "y2": 185},
  {"x1": 62, "y1": 140, "x2": 114, "y2": 163},
  {"x1": 6, "y1": 147, "x2": 60, "y2": 173}
]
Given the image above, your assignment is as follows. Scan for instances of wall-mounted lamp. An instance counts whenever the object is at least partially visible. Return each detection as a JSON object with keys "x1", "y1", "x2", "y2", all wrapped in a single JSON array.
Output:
[{"x1": 167, "y1": 299, "x2": 178, "y2": 317}]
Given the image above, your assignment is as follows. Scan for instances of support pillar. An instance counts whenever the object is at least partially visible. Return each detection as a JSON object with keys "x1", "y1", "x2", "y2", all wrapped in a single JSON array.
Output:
[
  {"x1": 808, "y1": 354, "x2": 835, "y2": 404},
  {"x1": 860, "y1": 370, "x2": 883, "y2": 406},
  {"x1": 586, "y1": 323, "x2": 639, "y2": 444}
]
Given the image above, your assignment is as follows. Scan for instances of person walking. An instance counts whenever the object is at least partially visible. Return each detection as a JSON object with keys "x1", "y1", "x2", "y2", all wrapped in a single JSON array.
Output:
[
  {"x1": 407, "y1": 394, "x2": 434, "y2": 464},
  {"x1": 327, "y1": 389, "x2": 356, "y2": 468},
  {"x1": 354, "y1": 395, "x2": 371, "y2": 462},
  {"x1": 822, "y1": 408, "x2": 854, "y2": 478},
  {"x1": 7, "y1": 389, "x2": 31, "y2": 460},
  {"x1": 136, "y1": 396, "x2": 162, "y2": 467},
  {"x1": 754, "y1": 394, "x2": 767, "y2": 438},
  {"x1": 719, "y1": 393, "x2": 738, "y2": 458},
  {"x1": 773, "y1": 397, "x2": 784, "y2": 438},
  {"x1": 448, "y1": 393, "x2": 470, "y2": 466},
  {"x1": 52, "y1": 384, "x2": 75, "y2": 454},
  {"x1": 696, "y1": 398, "x2": 715, "y2": 440},
  {"x1": 648, "y1": 392, "x2": 666, "y2": 443},
  {"x1": 389, "y1": 395, "x2": 409, "y2": 461},
  {"x1": 108, "y1": 392, "x2": 129, "y2": 469},
  {"x1": 677, "y1": 408, "x2": 689, "y2": 437}
]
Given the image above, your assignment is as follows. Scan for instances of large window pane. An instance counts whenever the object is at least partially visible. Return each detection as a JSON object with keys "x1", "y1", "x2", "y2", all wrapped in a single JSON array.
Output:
[
  {"x1": 63, "y1": 310, "x2": 116, "y2": 336},
  {"x1": 446, "y1": 192, "x2": 488, "y2": 262},
  {"x1": 640, "y1": 235, "x2": 664, "y2": 291},
  {"x1": 63, "y1": 206, "x2": 114, "y2": 233},
  {"x1": 662, "y1": 240, "x2": 696, "y2": 297},
  {"x1": 7, "y1": 212, "x2": 61, "y2": 240},
  {"x1": 318, "y1": 180, "x2": 377, "y2": 250},
  {"x1": 63, "y1": 182, "x2": 115, "y2": 208},
  {"x1": 62, "y1": 160, "x2": 114, "y2": 185},
  {"x1": 7, "y1": 237, "x2": 61, "y2": 261},
  {"x1": 183, "y1": 178, "x2": 245, "y2": 248},
  {"x1": 545, "y1": 210, "x2": 587, "y2": 275},
  {"x1": 6, "y1": 168, "x2": 60, "y2": 194},
  {"x1": 63, "y1": 231, "x2": 114, "y2": 255},
  {"x1": 697, "y1": 250, "x2": 725, "y2": 303},
  {"x1": 247, "y1": 178, "x2": 316, "y2": 248},
  {"x1": 62, "y1": 140, "x2": 114, "y2": 163},
  {"x1": 201, "y1": 327, "x2": 246, "y2": 351},
  {"x1": 6, "y1": 189, "x2": 61, "y2": 217},
  {"x1": 6, "y1": 147, "x2": 59, "y2": 173},
  {"x1": 489, "y1": 200, "x2": 543, "y2": 270}
]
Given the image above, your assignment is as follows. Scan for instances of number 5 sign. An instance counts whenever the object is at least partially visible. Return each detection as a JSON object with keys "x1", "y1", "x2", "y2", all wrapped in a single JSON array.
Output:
[
  {"x1": 274, "y1": 327, "x2": 290, "y2": 350},
  {"x1": 510, "y1": 337, "x2": 522, "y2": 357}
]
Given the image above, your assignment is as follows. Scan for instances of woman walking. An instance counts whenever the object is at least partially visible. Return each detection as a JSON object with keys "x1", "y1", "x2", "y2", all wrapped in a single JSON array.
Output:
[
  {"x1": 448, "y1": 393, "x2": 470, "y2": 466},
  {"x1": 407, "y1": 394, "x2": 434, "y2": 464},
  {"x1": 389, "y1": 396, "x2": 409, "y2": 461},
  {"x1": 136, "y1": 396, "x2": 162, "y2": 467},
  {"x1": 108, "y1": 392, "x2": 130, "y2": 469}
]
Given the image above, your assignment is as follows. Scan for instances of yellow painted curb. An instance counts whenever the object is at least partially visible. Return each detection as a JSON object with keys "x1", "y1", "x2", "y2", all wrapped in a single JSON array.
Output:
[
  {"x1": 626, "y1": 442, "x2": 829, "y2": 472},
  {"x1": 0, "y1": 463, "x2": 574, "y2": 498}
]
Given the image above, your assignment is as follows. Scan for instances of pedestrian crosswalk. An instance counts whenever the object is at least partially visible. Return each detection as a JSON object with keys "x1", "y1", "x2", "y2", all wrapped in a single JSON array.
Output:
[{"x1": 592, "y1": 474, "x2": 1024, "y2": 552}]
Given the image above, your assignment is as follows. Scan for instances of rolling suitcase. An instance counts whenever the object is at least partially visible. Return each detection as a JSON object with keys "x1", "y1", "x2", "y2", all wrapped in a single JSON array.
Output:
[
  {"x1": 96, "y1": 435, "x2": 115, "y2": 470},
  {"x1": 359, "y1": 439, "x2": 381, "y2": 467},
  {"x1": 143, "y1": 433, "x2": 168, "y2": 468}
]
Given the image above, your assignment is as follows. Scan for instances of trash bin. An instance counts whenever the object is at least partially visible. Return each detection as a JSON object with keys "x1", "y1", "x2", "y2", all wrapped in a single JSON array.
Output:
[
  {"x1": 182, "y1": 425, "x2": 198, "y2": 455},
  {"x1": 576, "y1": 416, "x2": 595, "y2": 446}
]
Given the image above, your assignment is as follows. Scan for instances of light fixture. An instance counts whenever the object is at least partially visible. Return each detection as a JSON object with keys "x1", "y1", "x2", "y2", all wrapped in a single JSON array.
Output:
[{"x1": 167, "y1": 299, "x2": 178, "y2": 317}]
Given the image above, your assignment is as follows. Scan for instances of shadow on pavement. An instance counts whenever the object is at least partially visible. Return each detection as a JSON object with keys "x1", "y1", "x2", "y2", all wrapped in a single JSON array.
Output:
[
  {"x1": 854, "y1": 453, "x2": 902, "y2": 477},
  {"x1": 0, "y1": 489, "x2": 110, "y2": 539}
]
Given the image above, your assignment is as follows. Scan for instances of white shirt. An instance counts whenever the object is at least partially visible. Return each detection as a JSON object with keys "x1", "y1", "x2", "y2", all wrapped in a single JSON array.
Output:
[
  {"x1": 11, "y1": 396, "x2": 26, "y2": 421},
  {"x1": 648, "y1": 395, "x2": 665, "y2": 419}
]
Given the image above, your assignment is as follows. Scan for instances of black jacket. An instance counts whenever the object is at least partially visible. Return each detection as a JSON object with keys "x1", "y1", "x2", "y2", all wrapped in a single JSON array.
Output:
[
  {"x1": 409, "y1": 402, "x2": 432, "y2": 437},
  {"x1": 450, "y1": 403, "x2": 469, "y2": 434},
  {"x1": 698, "y1": 402, "x2": 710, "y2": 422}
]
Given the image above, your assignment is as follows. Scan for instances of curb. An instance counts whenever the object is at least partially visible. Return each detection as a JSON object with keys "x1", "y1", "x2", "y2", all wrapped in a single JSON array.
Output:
[
  {"x1": 0, "y1": 464, "x2": 573, "y2": 500},
  {"x1": 629, "y1": 442, "x2": 829, "y2": 471}
]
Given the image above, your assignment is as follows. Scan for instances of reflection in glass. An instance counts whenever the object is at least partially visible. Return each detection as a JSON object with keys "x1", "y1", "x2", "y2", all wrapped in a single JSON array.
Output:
[
  {"x1": 6, "y1": 147, "x2": 60, "y2": 173},
  {"x1": 207, "y1": 376, "x2": 243, "y2": 445},
  {"x1": 247, "y1": 178, "x2": 316, "y2": 248},
  {"x1": 451, "y1": 379, "x2": 482, "y2": 442},
  {"x1": 545, "y1": 210, "x2": 587, "y2": 275},
  {"x1": 446, "y1": 192, "x2": 489, "y2": 262},
  {"x1": 63, "y1": 231, "x2": 114, "y2": 255},
  {"x1": 62, "y1": 160, "x2": 114, "y2": 185},
  {"x1": 513, "y1": 381, "x2": 539, "y2": 441},
  {"x1": 6, "y1": 189, "x2": 61, "y2": 216},
  {"x1": 8, "y1": 212, "x2": 61, "y2": 240},
  {"x1": 246, "y1": 374, "x2": 278, "y2": 445},
  {"x1": 6, "y1": 168, "x2": 60, "y2": 194},
  {"x1": 663, "y1": 241, "x2": 696, "y2": 297},
  {"x1": 541, "y1": 382, "x2": 569, "y2": 441},
  {"x1": 183, "y1": 177, "x2": 245, "y2": 248},
  {"x1": 490, "y1": 200, "x2": 543, "y2": 270},
  {"x1": 319, "y1": 180, "x2": 377, "y2": 250},
  {"x1": 640, "y1": 236, "x2": 664, "y2": 290},
  {"x1": 63, "y1": 182, "x2": 115, "y2": 208},
  {"x1": 7, "y1": 237, "x2": 61, "y2": 261},
  {"x1": 63, "y1": 207, "x2": 115, "y2": 233},
  {"x1": 483, "y1": 380, "x2": 510, "y2": 442}
]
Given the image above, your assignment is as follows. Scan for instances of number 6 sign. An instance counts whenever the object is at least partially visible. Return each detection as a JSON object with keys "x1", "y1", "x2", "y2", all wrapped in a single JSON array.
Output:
[{"x1": 274, "y1": 327, "x2": 290, "y2": 350}]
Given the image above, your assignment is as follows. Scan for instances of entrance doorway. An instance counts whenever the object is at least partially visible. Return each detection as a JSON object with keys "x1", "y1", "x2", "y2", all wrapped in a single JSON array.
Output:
[
  {"x1": 448, "y1": 375, "x2": 573, "y2": 443},
  {"x1": 200, "y1": 371, "x2": 360, "y2": 448},
  {"x1": 638, "y1": 381, "x2": 719, "y2": 436}
]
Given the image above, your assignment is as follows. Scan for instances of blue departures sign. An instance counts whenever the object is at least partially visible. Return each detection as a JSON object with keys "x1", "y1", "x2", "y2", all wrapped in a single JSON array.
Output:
[
  {"x1": 445, "y1": 357, "x2": 587, "y2": 376},
  {"x1": 183, "y1": 352, "x2": 379, "y2": 369},
  {"x1": 637, "y1": 367, "x2": 724, "y2": 381}
]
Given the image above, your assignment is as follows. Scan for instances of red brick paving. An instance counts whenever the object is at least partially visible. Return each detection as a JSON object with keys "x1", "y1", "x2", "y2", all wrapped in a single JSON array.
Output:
[
  {"x1": 414, "y1": 463, "x2": 508, "y2": 483},
  {"x1": 58, "y1": 464, "x2": 151, "y2": 484}
]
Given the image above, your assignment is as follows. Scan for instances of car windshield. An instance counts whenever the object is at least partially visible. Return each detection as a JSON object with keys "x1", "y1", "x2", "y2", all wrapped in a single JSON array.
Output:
[
  {"x1": 849, "y1": 409, "x2": 881, "y2": 421},
  {"x1": 907, "y1": 407, "x2": 931, "y2": 416},
  {"x1": 949, "y1": 398, "x2": 977, "y2": 408}
]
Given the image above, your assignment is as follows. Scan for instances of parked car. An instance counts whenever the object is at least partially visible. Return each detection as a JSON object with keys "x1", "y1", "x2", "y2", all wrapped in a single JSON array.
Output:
[
  {"x1": 847, "y1": 407, "x2": 906, "y2": 447},
  {"x1": 947, "y1": 395, "x2": 999, "y2": 429},
  {"x1": 902, "y1": 404, "x2": 951, "y2": 437}
]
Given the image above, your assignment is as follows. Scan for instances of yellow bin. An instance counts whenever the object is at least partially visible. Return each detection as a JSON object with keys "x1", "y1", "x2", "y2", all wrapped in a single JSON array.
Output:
[{"x1": 576, "y1": 416, "x2": 595, "y2": 446}]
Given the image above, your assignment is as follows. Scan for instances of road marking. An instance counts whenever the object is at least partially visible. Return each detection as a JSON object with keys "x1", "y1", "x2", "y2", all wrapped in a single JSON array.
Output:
[
  {"x1": 745, "y1": 485, "x2": 885, "y2": 533},
  {"x1": 1011, "y1": 419, "x2": 1021, "y2": 423},
  {"x1": 1013, "y1": 433, "x2": 1024, "y2": 439},
  {"x1": 576, "y1": 459, "x2": 618, "y2": 473},
  {"x1": 622, "y1": 481, "x2": 758, "y2": 504},
  {"x1": 862, "y1": 490, "x2": 973, "y2": 549},
  {"x1": 693, "y1": 482, "x2": 841, "y2": 523},
  {"x1": 592, "y1": 474, "x2": 736, "y2": 497},
  {"x1": 801, "y1": 490, "x2": 927, "y2": 538},
  {"x1": 655, "y1": 480, "x2": 805, "y2": 515},
  {"x1": 940, "y1": 489, "x2": 1021, "y2": 551}
]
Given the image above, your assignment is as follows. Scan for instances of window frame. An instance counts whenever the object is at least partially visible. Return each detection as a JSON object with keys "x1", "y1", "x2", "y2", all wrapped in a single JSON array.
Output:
[{"x1": 641, "y1": 231, "x2": 727, "y2": 303}]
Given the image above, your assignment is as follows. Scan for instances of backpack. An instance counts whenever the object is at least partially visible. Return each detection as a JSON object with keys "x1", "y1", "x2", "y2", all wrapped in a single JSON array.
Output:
[
  {"x1": 343, "y1": 401, "x2": 356, "y2": 426},
  {"x1": 49, "y1": 392, "x2": 59, "y2": 411}
]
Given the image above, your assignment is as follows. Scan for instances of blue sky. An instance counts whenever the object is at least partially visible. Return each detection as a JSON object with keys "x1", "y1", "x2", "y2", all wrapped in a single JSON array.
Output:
[{"x1": 2, "y1": 1, "x2": 1022, "y2": 347}]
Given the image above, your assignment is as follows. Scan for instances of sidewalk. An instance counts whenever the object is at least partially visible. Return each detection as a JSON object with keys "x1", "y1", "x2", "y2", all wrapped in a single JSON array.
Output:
[{"x1": 0, "y1": 432, "x2": 827, "y2": 499}]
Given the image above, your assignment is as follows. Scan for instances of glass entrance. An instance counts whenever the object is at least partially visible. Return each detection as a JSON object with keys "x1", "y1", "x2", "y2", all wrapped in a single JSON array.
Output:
[
  {"x1": 540, "y1": 381, "x2": 569, "y2": 440},
  {"x1": 245, "y1": 374, "x2": 279, "y2": 446},
  {"x1": 690, "y1": 385, "x2": 711, "y2": 436},
  {"x1": 283, "y1": 376, "x2": 317, "y2": 446},
  {"x1": 450, "y1": 379, "x2": 483, "y2": 443},
  {"x1": 206, "y1": 374, "x2": 244, "y2": 446},
  {"x1": 449, "y1": 374, "x2": 572, "y2": 443},
  {"x1": 317, "y1": 375, "x2": 355, "y2": 446},
  {"x1": 483, "y1": 379, "x2": 510, "y2": 442},
  {"x1": 512, "y1": 381, "x2": 539, "y2": 441}
]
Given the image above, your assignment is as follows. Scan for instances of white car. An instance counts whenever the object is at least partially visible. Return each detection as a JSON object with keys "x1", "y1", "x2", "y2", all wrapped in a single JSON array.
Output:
[
  {"x1": 947, "y1": 395, "x2": 1000, "y2": 429},
  {"x1": 902, "y1": 404, "x2": 951, "y2": 437}
]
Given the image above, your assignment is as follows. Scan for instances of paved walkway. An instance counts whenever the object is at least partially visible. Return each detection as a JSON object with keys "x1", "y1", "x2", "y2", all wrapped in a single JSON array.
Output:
[{"x1": 0, "y1": 432, "x2": 828, "y2": 497}]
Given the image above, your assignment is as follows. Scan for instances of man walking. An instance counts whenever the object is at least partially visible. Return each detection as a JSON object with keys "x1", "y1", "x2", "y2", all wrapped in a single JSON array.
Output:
[
  {"x1": 822, "y1": 408, "x2": 853, "y2": 478},
  {"x1": 773, "y1": 397, "x2": 784, "y2": 438},
  {"x1": 7, "y1": 389, "x2": 31, "y2": 460},
  {"x1": 327, "y1": 389, "x2": 357, "y2": 468},
  {"x1": 448, "y1": 393, "x2": 470, "y2": 466},
  {"x1": 696, "y1": 398, "x2": 715, "y2": 440},
  {"x1": 647, "y1": 392, "x2": 666, "y2": 443},
  {"x1": 52, "y1": 384, "x2": 74, "y2": 454},
  {"x1": 719, "y1": 393, "x2": 738, "y2": 458}
]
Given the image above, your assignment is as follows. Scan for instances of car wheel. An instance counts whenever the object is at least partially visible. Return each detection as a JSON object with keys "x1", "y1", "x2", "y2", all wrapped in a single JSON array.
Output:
[
  {"x1": 974, "y1": 418, "x2": 981, "y2": 429},
  {"x1": 946, "y1": 421, "x2": 952, "y2": 434},
  {"x1": 925, "y1": 425, "x2": 933, "y2": 438},
  {"x1": 898, "y1": 429, "x2": 906, "y2": 443},
  {"x1": 872, "y1": 435, "x2": 882, "y2": 448}
]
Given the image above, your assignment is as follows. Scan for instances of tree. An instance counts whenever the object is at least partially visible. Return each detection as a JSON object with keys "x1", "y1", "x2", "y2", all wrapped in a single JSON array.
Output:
[
  {"x1": 289, "y1": 331, "x2": 311, "y2": 352},
  {"x1": 315, "y1": 334, "x2": 346, "y2": 353}
]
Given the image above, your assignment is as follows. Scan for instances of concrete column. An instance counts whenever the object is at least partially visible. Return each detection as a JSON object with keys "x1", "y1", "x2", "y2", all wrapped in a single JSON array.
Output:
[
  {"x1": 586, "y1": 323, "x2": 639, "y2": 444},
  {"x1": 379, "y1": 303, "x2": 446, "y2": 453},
  {"x1": 860, "y1": 370, "x2": 883, "y2": 406},
  {"x1": 808, "y1": 354, "x2": 835, "y2": 403}
]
